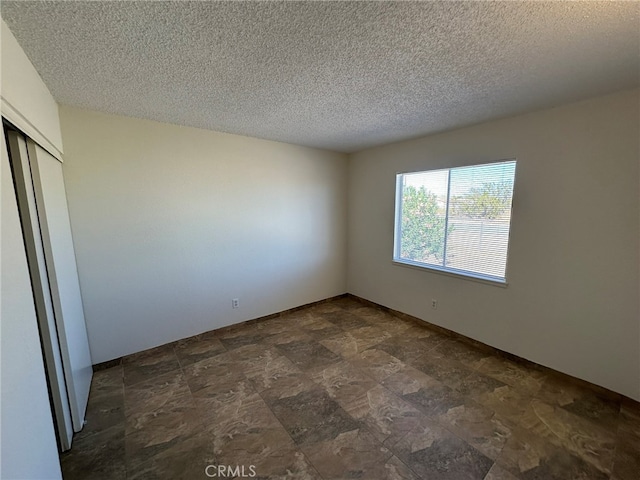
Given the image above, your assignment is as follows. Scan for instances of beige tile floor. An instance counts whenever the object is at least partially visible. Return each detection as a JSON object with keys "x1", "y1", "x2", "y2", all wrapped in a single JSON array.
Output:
[{"x1": 60, "y1": 296, "x2": 640, "y2": 479}]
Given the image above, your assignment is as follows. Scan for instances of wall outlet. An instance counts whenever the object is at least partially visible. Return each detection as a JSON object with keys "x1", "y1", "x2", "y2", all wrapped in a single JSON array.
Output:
[
  {"x1": 431, "y1": 299, "x2": 437, "y2": 309},
  {"x1": 232, "y1": 298, "x2": 240, "y2": 309}
]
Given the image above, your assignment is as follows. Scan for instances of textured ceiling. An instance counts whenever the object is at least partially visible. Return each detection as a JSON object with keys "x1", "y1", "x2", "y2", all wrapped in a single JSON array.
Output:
[{"x1": 2, "y1": 1, "x2": 639, "y2": 153}]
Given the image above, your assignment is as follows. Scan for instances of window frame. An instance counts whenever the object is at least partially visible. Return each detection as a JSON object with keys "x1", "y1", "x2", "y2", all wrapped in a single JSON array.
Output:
[{"x1": 392, "y1": 159, "x2": 517, "y2": 286}]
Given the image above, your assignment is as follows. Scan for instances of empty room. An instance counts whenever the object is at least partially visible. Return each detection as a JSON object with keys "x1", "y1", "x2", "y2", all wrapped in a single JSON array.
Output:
[{"x1": 1, "y1": 1, "x2": 639, "y2": 479}]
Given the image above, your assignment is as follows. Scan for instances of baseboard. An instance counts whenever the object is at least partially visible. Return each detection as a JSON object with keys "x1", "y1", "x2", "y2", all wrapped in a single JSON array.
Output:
[
  {"x1": 346, "y1": 293, "x2": 637, "y2": 405},
  {"x1": 92, "y1": 291, "x2": 638, "y2": 406},
  {"x1": 92, "y1": 293, "x2": 349, "y2": 372}
]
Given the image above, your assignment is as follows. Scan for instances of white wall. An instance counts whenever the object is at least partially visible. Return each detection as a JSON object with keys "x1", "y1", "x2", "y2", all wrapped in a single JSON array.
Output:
[
  {"x1": 0, "y1": 20, "x2": 63, "y2": 479},
  {"x1": 59, "y1": 106, "x2": 348, "y2": 363},
  {"x1": 348, "y1": 89, "x2": 640, "y2": 400},
  {"x1": 1, "y1": 19, "x2": 63, "y2": 158}
]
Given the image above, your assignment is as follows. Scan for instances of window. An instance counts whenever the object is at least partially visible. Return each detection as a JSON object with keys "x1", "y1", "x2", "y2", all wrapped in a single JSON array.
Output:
[{"x1": 394, "y1": 160, "x2": 517, "y2": 284}]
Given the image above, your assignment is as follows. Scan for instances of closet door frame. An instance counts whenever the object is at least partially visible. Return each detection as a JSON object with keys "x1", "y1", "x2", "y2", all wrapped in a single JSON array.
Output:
[
  {"x1": 6, "y1": 128, "x2": 74, "y2": 450},
  {"x1": 5, "y1": 124, "x2": 93, "y2": 447}
]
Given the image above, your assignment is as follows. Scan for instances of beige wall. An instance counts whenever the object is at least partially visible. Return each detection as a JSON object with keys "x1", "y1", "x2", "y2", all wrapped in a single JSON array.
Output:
[
  {"x1": 348, "y1": 89, "x2": 640, "y2": 400},
  {"x1": 59, "y1": 106, "x2": 348, "y2": 363}
]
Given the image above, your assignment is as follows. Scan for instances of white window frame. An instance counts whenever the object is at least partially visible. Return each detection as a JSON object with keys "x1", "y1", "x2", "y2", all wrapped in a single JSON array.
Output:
[{"x1": 393, "y1": 160, "x2": 517, "y2": 286}]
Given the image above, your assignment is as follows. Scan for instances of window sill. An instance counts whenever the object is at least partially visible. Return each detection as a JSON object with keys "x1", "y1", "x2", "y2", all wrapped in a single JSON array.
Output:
[{"x1": 392, "y1": 259, "x2": 509, "y2": 288}]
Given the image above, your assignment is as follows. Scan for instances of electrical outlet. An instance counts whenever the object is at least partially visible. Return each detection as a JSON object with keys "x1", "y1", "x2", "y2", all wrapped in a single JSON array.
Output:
[
  {"x1": 232, "y1": 298, "x2": 240, "y2": 309},
  {"x1": 431, "y1": 299, "x2": 437, "y2": 309}
]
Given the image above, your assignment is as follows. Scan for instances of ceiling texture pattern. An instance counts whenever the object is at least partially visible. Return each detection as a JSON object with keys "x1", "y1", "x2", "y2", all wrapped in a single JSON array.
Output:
[{"x1": 2, "y1": 1, "x2": 639, "y2": 152}]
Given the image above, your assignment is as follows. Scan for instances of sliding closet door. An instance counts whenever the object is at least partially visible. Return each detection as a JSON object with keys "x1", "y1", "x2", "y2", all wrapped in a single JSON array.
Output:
[
  {"x1": 2, "y1": 128, "x2": 63, "y2": 478},
  {"x1": 6, "y1": 128, "x2": 93, "y2": 437},
  {"x1": 27, "y1": 140, "x2": 93, "y2": 432},
  {"x1": 6, "y1": 131, "x2": 74, "y2": 449}
]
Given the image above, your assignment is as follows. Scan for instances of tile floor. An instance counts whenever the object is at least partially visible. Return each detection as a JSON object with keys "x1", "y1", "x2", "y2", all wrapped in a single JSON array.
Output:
[{"x1": 61, "y1": 296, "x2": 640, "y2": 480}]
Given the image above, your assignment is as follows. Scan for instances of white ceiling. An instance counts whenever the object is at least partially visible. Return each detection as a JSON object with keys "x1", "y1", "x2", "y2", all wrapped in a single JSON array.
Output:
[{"x1": 2, "y1": 1, "x2": 639, "y2": 153}]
